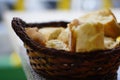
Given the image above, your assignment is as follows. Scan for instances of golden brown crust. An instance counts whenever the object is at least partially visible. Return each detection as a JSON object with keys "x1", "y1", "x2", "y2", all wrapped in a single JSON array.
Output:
[
  {"x1": 103, "y1": 19, "x2": 120, "y2": 38},
  {"x1": 25, "y1": 27, "x2": 46, "y2": 46},
  {"x1": 67, "y1": 24, "x2": 76, "y2": 52}
]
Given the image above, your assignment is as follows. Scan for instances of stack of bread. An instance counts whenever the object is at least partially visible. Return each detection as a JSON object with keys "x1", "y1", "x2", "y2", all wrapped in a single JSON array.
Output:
[{"x1": 25, "y1": 9, "x2": 120, "y2": 53}]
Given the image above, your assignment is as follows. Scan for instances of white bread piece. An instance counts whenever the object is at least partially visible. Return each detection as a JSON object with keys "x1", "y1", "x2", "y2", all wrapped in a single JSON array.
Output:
[
  {"x1": 46, "y1": 40, "x2": 69, "y2": 51},
  {"x1": 104, "y1": 36, "x2": 120, "y2": 49},
  {"x1": 25, "y1": 27, "x2": 46, "y2": 46},
  {"x1": 67, "y1": 19, "x2": 83, "y2": 52},
  {"x1": 38, "y1": 27, "x2": 64, "y2": 41},
  {"x1": 104, "y1": 37, "x2": 115, "y2": 49},
  {"x1": 74, "y1": 22, "x2": 105, "y2": 52},
  {"x1": 58, "y1": 25, "x2": 76, "y2": 52},
  {"x1": 57, "y1": 27, "x2": 70, "y2": 45},
  {"x1": 77, "y1": 9, "x2": 120, "y2": 38}
]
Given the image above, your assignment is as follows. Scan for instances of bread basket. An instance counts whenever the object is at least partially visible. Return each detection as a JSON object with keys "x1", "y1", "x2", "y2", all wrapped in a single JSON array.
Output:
[{"x1": 12, "y1": 17, "x2": 120, "y2": 80}]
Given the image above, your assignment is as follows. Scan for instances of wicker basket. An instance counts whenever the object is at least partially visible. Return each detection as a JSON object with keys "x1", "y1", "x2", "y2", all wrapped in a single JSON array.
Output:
[{"x1": 12, "y1": 17, "x2": 120, "y2": 80}]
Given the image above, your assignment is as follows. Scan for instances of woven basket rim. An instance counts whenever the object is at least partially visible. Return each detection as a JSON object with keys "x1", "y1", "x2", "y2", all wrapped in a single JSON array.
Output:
[{"x1": 11, "y1": 17, "x2": 120, "y2": 58}]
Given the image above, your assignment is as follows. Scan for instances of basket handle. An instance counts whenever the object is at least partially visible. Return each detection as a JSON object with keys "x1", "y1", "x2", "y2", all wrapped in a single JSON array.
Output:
[{"x1": 11, "y1": 17, "x2": 47, "y2": 52}]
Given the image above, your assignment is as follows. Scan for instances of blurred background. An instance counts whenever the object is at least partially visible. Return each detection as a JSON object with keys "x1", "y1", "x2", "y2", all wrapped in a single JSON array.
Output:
[{"x1": 0, "y1": 0, "x2": 120, "y2": 80}]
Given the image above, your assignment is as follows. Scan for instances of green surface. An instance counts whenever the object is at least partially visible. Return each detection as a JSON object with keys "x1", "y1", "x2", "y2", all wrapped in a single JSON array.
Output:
[{"x1": 0, "y1": 55, "x2": 26, "y2": 80}]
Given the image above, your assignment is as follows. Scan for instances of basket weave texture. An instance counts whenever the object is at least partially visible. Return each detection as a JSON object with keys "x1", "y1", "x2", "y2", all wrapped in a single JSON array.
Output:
[{"x1": 12, "y1": 17, "x2": 120, "y2": 80}]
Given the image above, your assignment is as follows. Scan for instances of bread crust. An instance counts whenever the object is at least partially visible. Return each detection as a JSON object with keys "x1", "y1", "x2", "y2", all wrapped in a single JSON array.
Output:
[{"x1": 25, "y1": 27, "x2": 46, "y2": 46}]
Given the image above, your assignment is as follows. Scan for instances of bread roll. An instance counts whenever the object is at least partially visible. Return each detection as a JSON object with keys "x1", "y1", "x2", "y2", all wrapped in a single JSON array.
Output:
[{"x1": 58, "y1": 27, "x2": 70, "y2": 45}]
